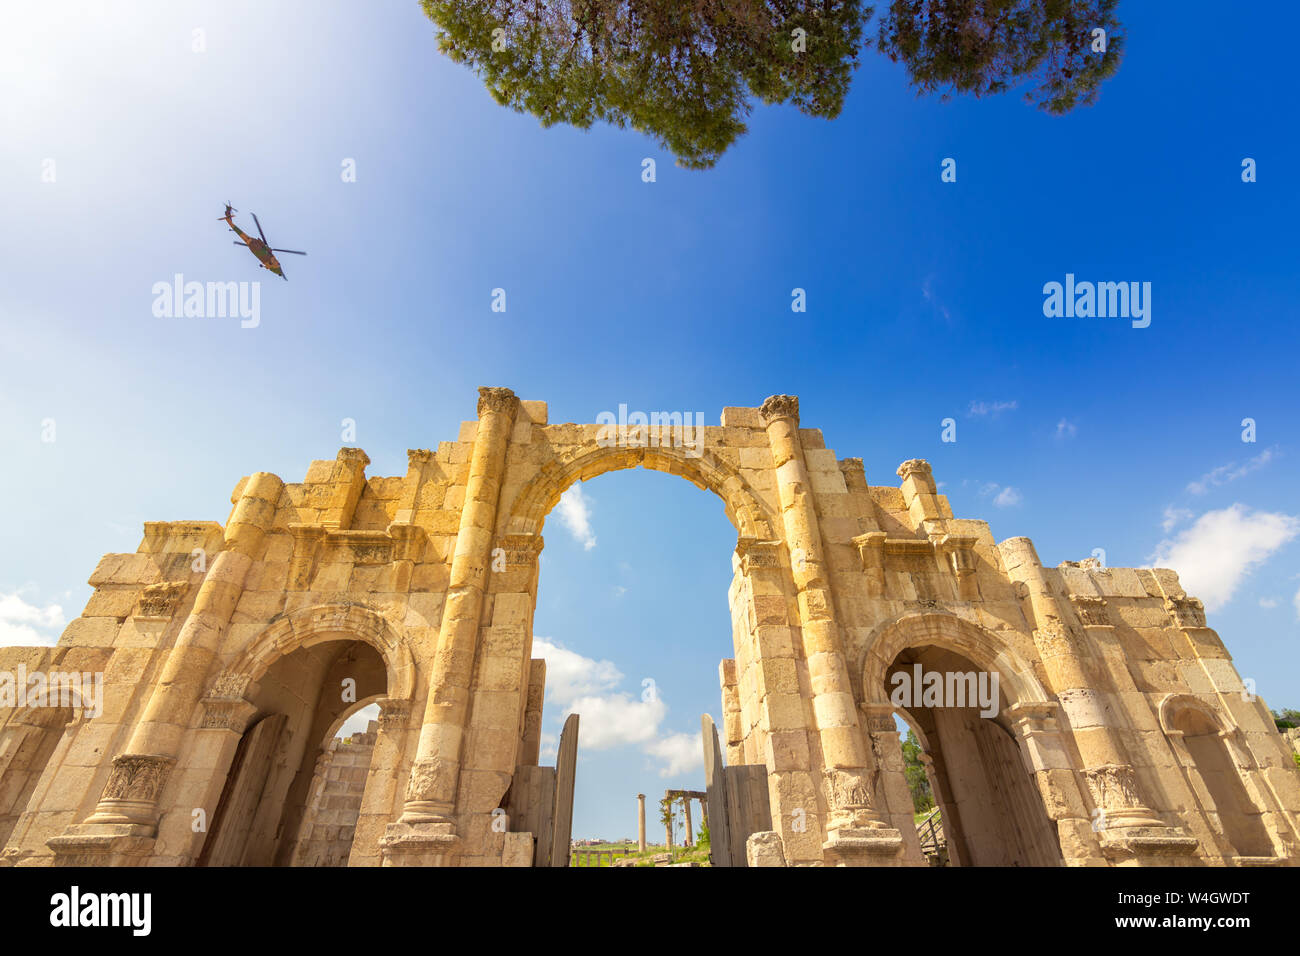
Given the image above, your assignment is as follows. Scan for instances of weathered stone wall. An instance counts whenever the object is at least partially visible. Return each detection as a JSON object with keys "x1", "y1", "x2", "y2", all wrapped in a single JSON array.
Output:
[
  {"x1": 0, "y1": 387, "x2": 1295, "y2": 867},
  {"x1": 290, "y1": 723, "x2": 377, "y2": 867}
]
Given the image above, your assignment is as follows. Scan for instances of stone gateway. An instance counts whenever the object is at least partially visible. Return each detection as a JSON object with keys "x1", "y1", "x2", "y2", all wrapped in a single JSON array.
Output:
[{"x1": 1, "y1": 388, "x2": 1296, "y2": 867}]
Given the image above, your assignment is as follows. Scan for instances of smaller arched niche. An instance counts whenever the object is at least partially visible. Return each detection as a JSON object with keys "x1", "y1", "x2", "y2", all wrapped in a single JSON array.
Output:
[{"x1": 1160, "y1": 695, "x2": 1274, "y2": 859}]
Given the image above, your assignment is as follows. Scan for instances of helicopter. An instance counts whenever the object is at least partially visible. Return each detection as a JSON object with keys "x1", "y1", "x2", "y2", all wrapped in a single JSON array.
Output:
[{"x1": 220, "y1": 203, "x2": 306, "y2": 280}]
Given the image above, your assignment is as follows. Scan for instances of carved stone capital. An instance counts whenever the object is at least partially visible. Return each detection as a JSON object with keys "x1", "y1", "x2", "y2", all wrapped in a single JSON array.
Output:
[
  {"x1": 495, "y1": 533, "x2": 544, "y2": 570},
  {"x1": 407, "y1": 448, "x2": 434, "y2": 467},
  {"x1": 89, "y1": 754, "x2": 176, "y2": 824},
  {"x1": 859, "y1": 702, "x2": 899, "y2": 735},
  {"x1": 1084, "y1": 764, "x2": 1145, "y2": 812},
  {"x1": 477, "y1": 386, "x2": 518, "y2": 419},
  {"x1": 199, "y1": 696, "x2": 257, "y2": 732},
  {"x1": 337, "y1": 446, "x2": 371, "y2": 466},
  {"x1": 735, "y1": 536, "x2": 783, "y2": 574},
  {"x1": 896, "y1": 458, "x2": 933, "y2": 482},
  {"x1": 404, "y1": 756, "x2": 457, "y2": 806},
  {"x1": 851, "y1": 532, "x2": 887, "y2": 569},
  {"x1": 134, "y1": 581, "x2": 188, "y2": 622},
  {"x1": 388, "y1": 522, "x2": 428, "y2": 563},
  {"x1": 759, "y1": 394, "x2": 799, "y2": 427},
  {"x1": 377, "y1": 698, "x2": 412, "y2": 727},
  {"x1": 1071, "y1": 594, "x2": 1112, "y2": 627},
  {"x1": 1165, "y1": 596, "x2": 1207, "y2": 629}
]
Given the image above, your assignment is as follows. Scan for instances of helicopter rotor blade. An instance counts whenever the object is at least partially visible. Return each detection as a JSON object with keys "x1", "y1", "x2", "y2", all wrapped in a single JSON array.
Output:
[
  {"x1": 269, "y1": 248, "x2": 307, "y2": 255},
  {"x1": 252, "y1": 213, "x2": 268, "y2": 245}
]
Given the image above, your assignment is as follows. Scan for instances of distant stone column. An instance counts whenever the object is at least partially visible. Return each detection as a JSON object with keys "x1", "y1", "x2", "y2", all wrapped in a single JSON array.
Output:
[
  {"x1": 637, "y1": 793, "x2": 647, "y2": 851},
  {"x1": 684, "y1": 799, "x2": 694, "y2": 847}
]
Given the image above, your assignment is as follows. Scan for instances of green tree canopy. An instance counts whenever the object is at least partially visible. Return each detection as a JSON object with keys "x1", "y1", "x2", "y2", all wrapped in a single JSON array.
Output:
[
  {"x1": 423, "y1": 0, "x2": 1123, "y2": 168},
  {"x1": 424, "y1": 1, "x2": 868, "y2": 169},
  {"x1": 876, "y1": 0, "x2": 1124, "y2": 113},
  {"x1": 901, "y1": 728, "x2": 934, "y2": 814}
]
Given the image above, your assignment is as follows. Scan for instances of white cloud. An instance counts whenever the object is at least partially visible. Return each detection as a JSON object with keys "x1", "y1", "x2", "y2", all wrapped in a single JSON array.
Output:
[
  {"x1": 644, "y1": 732, "x2": 701, "y2": 778},
  {"x1": 531, "y1": 637, "x2": 621, "y2": 707},
  {"x1": 977, "y1": 482, "x2": 1022, "y2": 508},
  {"x1": 566, "y1": 693, "x2": 666, "y2": 750},
  {"x1": 1162, "y1": 506, "x2": 1193, "y2": 532},
  {"x1": 530, "y1": 637, "x2": 700, "y2": 775},
  {"x1": 1187, "y1": 447, "x2": 1277, "y2": 496},
  {"x1": 1148, "y1": 505, "x2": 1300, "y2": 611},
  {"x1": 992, "y1": 486, "x2": 1022, "y2": 508},
  {"x1": 966, "y1": 400, "x2": 1018, "y2": 418},
  {"x1": 0, "y1": 591, "x2": 67, "y2": 646},
  {"x1": 1294, "y1": 585, "x2": 1300, "y2": 622},
  {"x1": 556, "y1": 484, "x2": 597, "y2": 550},
  {"x1": 1258, "y1": 597, "x2": 1278, "y2": 609},
  {"x1": 1054, "y1": 419, "x2": 1078, "y2": 440}
]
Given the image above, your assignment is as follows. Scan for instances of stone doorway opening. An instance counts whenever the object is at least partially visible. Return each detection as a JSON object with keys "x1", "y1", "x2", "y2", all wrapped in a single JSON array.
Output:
[
  {"x1": 198, "y1": 639, "x2": 387, "y2": 866},
  {"x1": 887, "y1": 645, "x2": 1063, "y2": 867}
]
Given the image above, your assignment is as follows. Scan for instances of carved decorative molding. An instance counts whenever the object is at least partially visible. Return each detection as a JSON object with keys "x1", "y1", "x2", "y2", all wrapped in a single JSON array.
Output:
[
  {"x1": 134, "y1": 581, "x2": 188, "y2": 621},
  {"x1": 476, "y1": 385, "x2": 518, "y2": 418},
  {"x1": 885, "y1": 537, "x2": 935, "y2": 557},
  {"x1": 851, "y1": 532, "x2": 887, "y2": 570},
  {"x1": 388, "y1": 522, "x2": 428, "y2": 563},
  {"x1": 324, "y1": 530, "x2": 392, "y2": 566},
  {"x1": 208, "y1": 671, "x2": 252, "y2": 700},
  {"x1": 377, "y1": 699, "x2": 412, "y2": 727},
  {"x1": 859, "y1": 703, "x2": 898, "y2": 735},
  {"x1": 735, "y1": 537, "x2": 783, "y2": 573},
  {"x1": 199, "y1": 697, "x2": 257, "y2": 731},
  {"x1": 759, "y1": 394, "x2": 799, "y2": 426},
  {"x1": 1164, "y1": 596, "x2": 1207, "y2": 629},
  {"x1": 825, "y1": 768, "x2": 874, "y2": 810},
  {"x1": 495, "y1": 533, "x2": 544, "y2": 570},
  {"x1": 1071, "y1": 594, "x2": 1112, "y2": 627},
  {"x1": 938, "y1": 535, "x2": 977, "y2": 573}
]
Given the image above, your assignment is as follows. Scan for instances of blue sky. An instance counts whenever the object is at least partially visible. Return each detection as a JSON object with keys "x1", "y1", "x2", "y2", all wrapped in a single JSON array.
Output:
[{"x1": 2, "y1": 2, "x2": 1297, "y2": 841}]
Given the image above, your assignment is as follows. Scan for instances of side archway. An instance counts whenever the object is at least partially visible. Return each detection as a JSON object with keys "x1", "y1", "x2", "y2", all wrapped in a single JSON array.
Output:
[
  {"x1": 218, "y1": 602, "x2": 415, "y2": 703},
  {"x1": 859, "y1": 612, "x2": 1069, "y2": 866}
]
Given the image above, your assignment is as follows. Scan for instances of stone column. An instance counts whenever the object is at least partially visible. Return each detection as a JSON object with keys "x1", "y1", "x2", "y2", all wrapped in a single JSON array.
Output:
[
  {"x1": 999, "y1": 537, "x2": 1197, "y2": 861},
  {"x1": 758, "y1": 395, "x2": 901, "y2": 864},
  {"x1": 383, "y1": 387, "x2": 518, "y2": 862},
  {"x1": 82, "y1": 471, "x2": 284, "y2": 832},
  {"x1": 683, "y1": 798, "x2": 694, "y2": 847},
  {"x1": 637, "y1": 793, "x2": 647, "y2": 852}
]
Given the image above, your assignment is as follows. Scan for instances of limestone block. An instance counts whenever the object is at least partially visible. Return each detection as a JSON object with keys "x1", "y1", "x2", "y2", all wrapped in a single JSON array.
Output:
[{"x1": 748, "y1": 832, "x2": 785, "y2": 868}]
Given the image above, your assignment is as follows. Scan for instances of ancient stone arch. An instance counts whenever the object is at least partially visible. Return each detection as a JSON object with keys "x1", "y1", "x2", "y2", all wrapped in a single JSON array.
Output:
[
  {"x1": 503, "y1": 440, "x2": 778, "y2": 541},
  {"x1": 859, "y1": 611, "x2": 1050, "y2": 710},
  {"x1": 1, "y1": 385, "x2": 1296, "y2": 867},
  {"x1": 217, "y1": 602, "x2": 416, "y2": 703}
]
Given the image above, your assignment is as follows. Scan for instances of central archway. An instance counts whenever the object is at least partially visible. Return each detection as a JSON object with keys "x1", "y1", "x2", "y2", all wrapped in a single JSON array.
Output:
[{"x1": 477, "y1": 437, "x2": 804, "y2": 864}]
